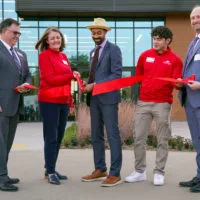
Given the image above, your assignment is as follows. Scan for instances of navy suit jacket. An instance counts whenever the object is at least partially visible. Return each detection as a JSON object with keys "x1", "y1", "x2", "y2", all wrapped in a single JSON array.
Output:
[{"x1": 89, "y1": 41, "x2": 122, "y2": 104}]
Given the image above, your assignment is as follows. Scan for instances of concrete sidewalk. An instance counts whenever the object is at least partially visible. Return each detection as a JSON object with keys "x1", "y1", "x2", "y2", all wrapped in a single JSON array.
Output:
[
  {"x1": 2, "y1": 150, "x2": 198, "y2": 200},
  {"x1": 0, "y1": 121, "x2": 198, "y2": 200}
]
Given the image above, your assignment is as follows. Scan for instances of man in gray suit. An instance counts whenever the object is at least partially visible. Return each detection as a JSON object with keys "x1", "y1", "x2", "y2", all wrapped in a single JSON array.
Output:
[
  {"x1": 179, "y1": 5, "x2": 200, "y2": 193},
  {"x1": 81, "y1": 18, "x2": 122, "y2": 187},
  {"x1": 0, "y1": 18, "x2": 31, "y2": 191}
]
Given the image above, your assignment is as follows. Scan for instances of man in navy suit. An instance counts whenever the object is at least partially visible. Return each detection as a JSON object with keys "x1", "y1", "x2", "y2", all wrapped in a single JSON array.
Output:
[
  {"x1": 179, "y1": 5, "x2": 200, "y2": 193},
  {"x1": 81, "y1": 18, "x2": 123, "y2": 187}
]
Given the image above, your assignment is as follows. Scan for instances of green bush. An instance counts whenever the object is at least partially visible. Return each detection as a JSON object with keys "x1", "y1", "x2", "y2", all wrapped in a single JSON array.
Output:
[
  {"x1": 79, "y1": 139, "x2": 86, "y2": 148},
  {"x1": 152, "y1": 138, "x2": 158, "y2": 148},
  {"x1": 70, "y1": 136, "x2": 79, "y2": 147},
  {"x1": 84, "y1": 136, "x2": 92, "y2": 145},
  {"x1": 62, "y1": 138, "x2": 70, "y2": 148},
  {"x1": 124, "y1": 137, "x2": 134, "y2": 145},
  {"x1": 62, "y1": 123, "x2": 77, "y2": 145},
  {"x1": 169, "y1": 137, "x2": 177, "y2": 149},
  {"x1": 61, "y1": 123, "x2": 194, "y2": 151},
  {"x1": 189, "y1": 143, "x2": 194, "y2": 150},
  {"x1": 147, "y1": 135, "x2": 154, "y2": 146}
]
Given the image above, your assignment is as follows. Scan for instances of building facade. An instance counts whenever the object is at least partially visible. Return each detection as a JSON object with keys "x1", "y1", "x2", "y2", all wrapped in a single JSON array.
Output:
[{"x1": 1, "y1": 0, "x2": 199, "y2": 120}]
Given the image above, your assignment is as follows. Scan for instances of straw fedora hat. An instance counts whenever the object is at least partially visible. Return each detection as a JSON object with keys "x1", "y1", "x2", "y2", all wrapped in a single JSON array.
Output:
[{"x1": 86, "y1": 18, "x2": 111, "y2": 31}]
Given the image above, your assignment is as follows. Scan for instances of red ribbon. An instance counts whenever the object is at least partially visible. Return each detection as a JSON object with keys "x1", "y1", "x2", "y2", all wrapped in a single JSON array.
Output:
[
  {"x1": 92, "y1": 74, "x2": 195, "y2": 96},
  {"x1": 75, "y1": 75, "x2": 84, "y2": 92},
  {"x1": 14, "y1": 84, "x2": 38, "y2": 92}
]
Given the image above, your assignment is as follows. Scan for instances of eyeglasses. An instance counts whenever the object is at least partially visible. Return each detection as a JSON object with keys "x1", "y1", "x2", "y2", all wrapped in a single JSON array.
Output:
[{"x1": 6, "y1": 28, "x2": 21, "y2": 36}]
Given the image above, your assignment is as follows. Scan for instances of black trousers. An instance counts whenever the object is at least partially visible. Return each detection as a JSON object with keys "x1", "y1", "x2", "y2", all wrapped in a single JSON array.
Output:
[{"x1": 39, "y1": 102, "x2": 69, "y2": 174}]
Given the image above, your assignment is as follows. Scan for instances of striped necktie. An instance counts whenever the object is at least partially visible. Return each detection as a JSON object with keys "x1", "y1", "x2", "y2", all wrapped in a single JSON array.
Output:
[{"x1": 10, "y1": 47, "x2": 22, "y2": 73}]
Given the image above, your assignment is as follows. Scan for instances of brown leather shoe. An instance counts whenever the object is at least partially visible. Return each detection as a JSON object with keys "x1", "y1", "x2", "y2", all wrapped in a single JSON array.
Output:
[
  {"x1": 81, "y1": 169, "x2": 107, "y2": 182},
  {"x1": 101, "y1": 175, "x2": 122, "y2": 187}
]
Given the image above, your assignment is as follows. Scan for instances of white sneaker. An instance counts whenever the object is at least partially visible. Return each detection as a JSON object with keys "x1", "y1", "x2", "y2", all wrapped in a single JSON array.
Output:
[
  {"x1": 125, "y1": 171, "x2": 147, "y2": 183},
  {"x1": 153, "y1": 173, "x2": 165, "y2": 186}
]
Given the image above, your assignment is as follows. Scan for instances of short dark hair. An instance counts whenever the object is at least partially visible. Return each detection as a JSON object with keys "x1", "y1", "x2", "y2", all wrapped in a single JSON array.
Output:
[
  {"x1": 151, "y1": 26, "x2": 173, "y2": 44},
  {"x1": 0, "y1": 18, "x2": 20, "y2": 33},
  {"x1": 35, "y1": 26, "x2": 66, "y2": 52}
]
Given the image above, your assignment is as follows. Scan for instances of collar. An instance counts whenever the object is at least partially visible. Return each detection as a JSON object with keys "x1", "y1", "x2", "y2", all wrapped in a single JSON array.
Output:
[
  {"x1": 99, "y1": 39, "x2": 107, "y2": 48},
  {"x1": 0, "y1": 39, "x2": 13, "y2": 53},
  {"x1": 195, "y1": 34, "x2": 200, "y2": 38},
  {"x1": 47, "y1": 47, "x2": 60, "y2": 54},
  {"x1": 153, "y1": 47, "x2": 171, "y2": 55}
]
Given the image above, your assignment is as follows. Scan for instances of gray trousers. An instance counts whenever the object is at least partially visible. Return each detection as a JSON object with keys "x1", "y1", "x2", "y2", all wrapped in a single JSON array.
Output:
[
  {"x1": 133, "y1": 100, "x2": 171, "y2": 175},
  {"x1": 90, "y1": 96, "x2": 122, "y2": 177},
  {"x1": 0, "y1": 114, "x2": 18, "y2": 182}
]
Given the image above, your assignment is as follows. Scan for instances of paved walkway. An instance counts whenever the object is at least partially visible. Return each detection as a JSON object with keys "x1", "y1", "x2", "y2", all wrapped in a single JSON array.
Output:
[{"x1": 0, "y1": 121, "x2": 198, "y2": 200}]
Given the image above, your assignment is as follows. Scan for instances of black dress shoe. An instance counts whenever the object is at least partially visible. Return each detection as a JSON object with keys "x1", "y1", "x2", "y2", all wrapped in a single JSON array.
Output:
[
  {"x1": 179, "y1": 177, "x2": 200, "y2": 187},
  {"x1": 0, "y1": 182, "x2": 18, "y2": 191},
  {"x1": 45, "y1": 171, "x2": 68, "y2": 180},
  {"x1": 7, "y1": 177, "x2": 20, "y2": 184},
  {"x1": 190, "y1": 183, "x2": 200, "y2": 192}
]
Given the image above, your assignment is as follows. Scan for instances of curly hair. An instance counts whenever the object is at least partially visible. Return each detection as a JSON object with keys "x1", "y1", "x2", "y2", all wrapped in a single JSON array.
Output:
[
  {"x1": 151, "y1": 26, "x2": 173, "y2": 44},
  {"x1": 35, "y1": 26, "x2": 65, "y2": 52}
]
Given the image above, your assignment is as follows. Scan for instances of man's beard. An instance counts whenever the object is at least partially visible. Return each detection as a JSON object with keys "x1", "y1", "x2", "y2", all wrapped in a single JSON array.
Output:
[{"x1": 93, "y1": 38, "x2": 104, "y2": 45}]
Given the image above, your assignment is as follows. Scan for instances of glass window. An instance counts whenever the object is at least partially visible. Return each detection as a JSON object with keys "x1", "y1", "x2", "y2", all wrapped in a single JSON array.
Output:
[
  {"x1": 78, "y1": 28, "x2": 94, "y2": 62},
  {"x1": 0, "y1": 0, "x2": 2, "y2": 21},
  {"x1": 39, "y1": 27, "x2": 47, "y2": 38},
  {"x1": 106, "y1": 29, "x2": 115, "y2": 44},
  {"x1": 116, "y1": 29, "x2": 133, "y2": 67},
  {"x1": 19, "y1": 28, "x2": 38, "y2": 67},
  {"x1": 134, "y1": 21, "x2": 151, "y2": 27},
  {"x1": 23, "y1": 68, "x2": 39, "y2": 121},
  {"x1": 39, "y1": 21, "x2": 58, "y2": 27},
  {"x1": 59, "y1": 21, "x2": 76, "y2": 27},
  {"x1": 116, "y1": 21, "x2": 133, "y2": 28},
  {"x1": 121, "y1": 71, "x2": 132, "y2": 101},
  {"x1": 153, "y1": 21, "x2": 165, "y2": 27},
  {"x1": 60, "y1": 28, "x2": 77, "y2": 62},
  {"x1": 134, "y1": 28, "x2": 151, "y2": 65},
  {"x1": 20, "y1": 20, "x2": 38, "y2": 27},
  {"x1": 3, "y1": 0, "x2": 17, "y2": 19},
  {"x1": 106, "y1": 19, "x2": 115, "y2": 28},
  {"x1": 78, "y1": 20, "x2": 93, "y2": 27}
]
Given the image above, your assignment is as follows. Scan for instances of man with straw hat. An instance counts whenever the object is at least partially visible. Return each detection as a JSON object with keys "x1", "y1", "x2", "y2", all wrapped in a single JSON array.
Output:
[{"x1": 81, "y1": 18, "x2": 123, "y2": 187}]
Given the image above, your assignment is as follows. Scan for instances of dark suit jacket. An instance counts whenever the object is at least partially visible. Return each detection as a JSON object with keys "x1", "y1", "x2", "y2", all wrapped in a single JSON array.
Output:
[
  {"x1": 179, "y1": 38, "x2": 200, "y2": 108},
  {"x1": 89, "y1": 41, "x2": 122, "y2": 104},
  {"x1": 0, "y1": 41, "x2": 31, "y2": 116}
]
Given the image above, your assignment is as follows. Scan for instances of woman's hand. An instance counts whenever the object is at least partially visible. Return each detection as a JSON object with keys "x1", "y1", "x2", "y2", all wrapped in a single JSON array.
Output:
[{"x1": 73, "y1": 71, "x2": 80, "y2": 78}]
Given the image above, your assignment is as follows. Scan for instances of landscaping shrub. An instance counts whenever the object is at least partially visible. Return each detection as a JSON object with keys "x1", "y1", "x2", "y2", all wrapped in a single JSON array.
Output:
[{"x1": 61, "y1": 103, "x2": 194, "y2": 151}]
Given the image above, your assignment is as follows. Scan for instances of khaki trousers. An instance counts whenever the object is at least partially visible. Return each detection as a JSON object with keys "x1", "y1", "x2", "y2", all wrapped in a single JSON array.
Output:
[{"x1": 133, "y1": 100, "x2": 171, "y2": 175}]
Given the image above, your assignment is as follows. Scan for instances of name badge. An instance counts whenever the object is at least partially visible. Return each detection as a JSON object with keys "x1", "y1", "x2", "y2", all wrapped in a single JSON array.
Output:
[
  {"x1": 146, "y1": 57, "x2": 155, "y2": 63},
  {"x1": 63, "y1": 60, "x2": 68, "y2": 65},
  {"x1": 194, "y1": 54, "x2": 200, "y2": 61}
]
